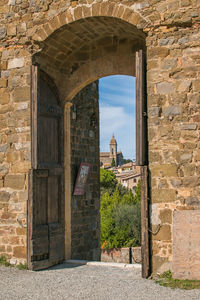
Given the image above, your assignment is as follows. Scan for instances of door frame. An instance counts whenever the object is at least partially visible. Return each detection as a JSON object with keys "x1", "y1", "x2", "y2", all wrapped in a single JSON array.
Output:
[{"x1": 136, "y1": 50, "x2": 150, "y2": 278}]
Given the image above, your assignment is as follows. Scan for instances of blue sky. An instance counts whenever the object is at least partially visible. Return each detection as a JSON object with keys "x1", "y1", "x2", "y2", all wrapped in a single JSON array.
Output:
[{"x1": 99, "y1": 75, "x2": 136, "y2": 160}]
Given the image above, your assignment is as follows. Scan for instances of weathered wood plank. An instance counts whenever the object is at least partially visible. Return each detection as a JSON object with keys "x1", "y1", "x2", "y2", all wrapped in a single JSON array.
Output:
[
  {"x1": 136, "y1": 50, "x2": 147, "y2": 166},
  {"x1": 141, "y1": 165, "x2": 150, "y2": 278},
  {"x1": 31, "y1": 65, "x2": 39, "y2": 169},
  {"x1": 28, "y1": 67, "x2": 64, "y2": 271}
]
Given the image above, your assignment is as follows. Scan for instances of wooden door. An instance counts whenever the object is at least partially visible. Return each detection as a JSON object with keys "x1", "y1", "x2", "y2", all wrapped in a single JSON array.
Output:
[
  {"x1": 28, "y1": 66, "x2": 64, "y2": 270},
  {"x1": 136, "y1": 50, "x2": 150, "y2": 278}
]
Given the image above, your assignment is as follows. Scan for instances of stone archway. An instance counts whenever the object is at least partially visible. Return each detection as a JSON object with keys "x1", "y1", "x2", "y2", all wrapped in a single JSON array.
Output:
[{"x1": 29, "y1": 13, "x2": 148, "y2": 273}]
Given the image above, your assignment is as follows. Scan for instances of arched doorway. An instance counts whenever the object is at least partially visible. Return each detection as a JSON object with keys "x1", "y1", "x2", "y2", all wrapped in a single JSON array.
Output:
[{"x1": 28, "y1": 16, "x2": 149, "y2": 277}]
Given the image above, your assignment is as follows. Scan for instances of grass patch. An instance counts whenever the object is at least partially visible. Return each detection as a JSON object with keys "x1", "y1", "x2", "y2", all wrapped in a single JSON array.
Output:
[
  {"x1": 0, "y1": 256, "x2": 27, "y2": 270},
  {"x1": 17, "y1": 263, "x2": 27, "y2": 270},
  {"x1": 155, "y1": 270, "x2": 200, "y2": 290},
  {"x1": 0, "y1": 256, "x2": 12, "y2": 267}
]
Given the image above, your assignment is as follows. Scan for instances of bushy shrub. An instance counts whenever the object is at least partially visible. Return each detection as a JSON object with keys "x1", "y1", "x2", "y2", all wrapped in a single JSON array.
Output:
[{"x1": 100, "y1": 168, "x2": 141, "y2": 249}]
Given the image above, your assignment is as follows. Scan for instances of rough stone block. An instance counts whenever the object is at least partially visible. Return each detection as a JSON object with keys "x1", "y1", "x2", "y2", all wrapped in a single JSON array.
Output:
[
  {"x1": 0, "y1": 93, "x2": 10, "y2": 105},
  {"x1": 152, "y1": 189, "x2": 177, "y2": 203},
  {"x1": 148, "y1": 106, "x2": 161, "y2": 117},
  {"x1": 177, "y1": 80, "x2": 192, "y2": 92},
  {"x1": 173, "y1": 210, "x2": 200, "y2": 280},
  {"x1": 4, "y1": 175, "x2": 25, "y2": 190},
  {"x1": 0, "y1": 78, "x2": 7, "y2": 88},
  {"x1": 13, "y1": 246, "x2": 26, "y2": 259},
  {"x1": 161, "y1": 58, "x2": 177, "y2": 70},
  {"x1": 0, "y1": 191, "x2": 10, "y2": 202},
  {"x1": 180, "y1": 123, "x2": 197, "y2": 130},
  {"x1": 159, "y1": 209, "x2": 172, "y2": 224},
  {"x1": 163, "y1": 105, "x2": 182, "y2": 117},
  {"x1": 151, "y1": 164, "x2": 178, "y2": 177},
  {"x1": 12, "y1": 87, "x2": 30, "y2": 102},
  {"x1": 8, "y1": 58, "x2": 24, "y2": 69},
  {"x1": 157, "y1": 82, "x2": 174, "y2": 94},
  {"x1": 152, "y1": 256, "x2": 171, "y2": 275},
  {"x1": 185, "y1": 196, "x2": 200, "y2": 207},
  {"x1": 195, "y1": 150, "x2": 200, "y2": 161},
  {"x1": 0, "y1": 26, "x2": 6, "y2": 39},
  {"x1": 152, "y1": 224, "x2": 171, "y2": 241},
  {"x1": 7, "y1": 24, "x2": 16, "y2": 36},
  {"x1": 180, "y1": 153, "x2": 192, "y2": 163},
  {"x1": 148, "y1": 47, "x2": 169, "y2": 58}
]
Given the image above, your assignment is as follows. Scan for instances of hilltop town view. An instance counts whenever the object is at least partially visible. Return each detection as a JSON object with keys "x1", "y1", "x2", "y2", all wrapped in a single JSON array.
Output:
[{"x1": 98, "y1": 76, "x2": 141, "y2": 263}]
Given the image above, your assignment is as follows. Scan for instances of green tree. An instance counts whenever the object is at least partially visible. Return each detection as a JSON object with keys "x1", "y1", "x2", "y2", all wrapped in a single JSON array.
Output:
[
  {"x1": 122, "y1": 158, "x2": 133, "y2": 164},
  {"x1": 111, "y1": 158, "x2": 115, "y2": 167},
  {"x1": 112, "y1": 201, "x2": 141, "y2": 247},
  {"x1": 134, "y1": 180, "x2": 141, "y2": 203},
  {"x1": 100, "y1": 177, "x2": 141, "y2": 249},
  {"x1": 100, "y1": 168, "x2": 117, "y2": 195}
]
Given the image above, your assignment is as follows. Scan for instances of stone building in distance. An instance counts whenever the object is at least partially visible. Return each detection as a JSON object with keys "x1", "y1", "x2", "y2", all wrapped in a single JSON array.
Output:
[
  {"x1": 116, "y1": 162, "x2": 141, "y2": 194},
  {"x1": 100, "y1": 135, "x2": 123, "y2": 167}
]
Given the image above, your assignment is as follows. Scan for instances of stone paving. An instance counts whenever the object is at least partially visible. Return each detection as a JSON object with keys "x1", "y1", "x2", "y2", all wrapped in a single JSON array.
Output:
[{"x1": 0, "y1": 263, "x2": 200, "y2": 300}]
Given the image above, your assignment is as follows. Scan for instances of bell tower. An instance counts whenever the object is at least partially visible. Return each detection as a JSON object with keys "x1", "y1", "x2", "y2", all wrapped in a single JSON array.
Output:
[{"x1": 110, "y1": 134, "x2": 117, "y2": 166}]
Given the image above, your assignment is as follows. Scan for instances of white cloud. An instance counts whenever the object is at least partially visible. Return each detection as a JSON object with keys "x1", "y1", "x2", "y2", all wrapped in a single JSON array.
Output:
[
  {"x1": 100, "y1": 105, "x2": 136, "y2": 159},
  {"x1": 100, "y1": 92, "x2": 135, "y2": 107},
  {"x1": 99, "y1": 75, "x2": 136, "y2": 159}
]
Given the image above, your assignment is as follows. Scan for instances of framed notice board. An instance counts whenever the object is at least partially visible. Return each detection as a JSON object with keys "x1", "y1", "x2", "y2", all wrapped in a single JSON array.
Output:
[{"x1": 73, "y1": 163, "x2": 91, "y2": 196}]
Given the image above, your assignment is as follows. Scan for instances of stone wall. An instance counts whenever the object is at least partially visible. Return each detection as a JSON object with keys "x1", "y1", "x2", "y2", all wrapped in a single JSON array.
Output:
[
  {"x1": 70, "y1": 81, "x2": 100, "y2": 261},
  {"x1": 148, "y1": 20, "x2": 200, "y2": 275},
  {"x1": 101, "y1": 247, "x2": 141, "y2": 264},
  {"x1": 0, "y1": 0, "x2": 199, "y2": 277}
]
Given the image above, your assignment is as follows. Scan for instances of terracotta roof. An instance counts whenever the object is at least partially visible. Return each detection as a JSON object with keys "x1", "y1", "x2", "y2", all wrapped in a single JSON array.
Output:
[
  {"x1": 120, "y1": 162, "x2": 133, "y2": 168},
  {"x1": 116, "y1": 172, "x2": 141, "y2": 180}
]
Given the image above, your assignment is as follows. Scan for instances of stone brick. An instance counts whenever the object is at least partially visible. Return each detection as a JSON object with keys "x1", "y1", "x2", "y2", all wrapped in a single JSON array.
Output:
[
  {"x1": 16, "y1": 227, "x2": 26, "y2": 235},
  {"x1": 177, "y1": 80, "x2": 192, "y2": 92},
  {"x1": 12, "y1": 87, "x2": 30, "y2": 102},
  {"x1": 0, "y1": 93, "x2": 10, "y2": 105},
  {"x1": 186, "y1": 197, "x2": 200, "y2": 207},
  {"x1": 152, "y1": 189, "x2": 177, "y2": 203},
  {"x1": 157, "y1": 82, "x2": 174, "y2": 94},
  {"x1": 0, "y1": 78, "x2": 7, "y2": 88},
  {"x1": 159, "y1": 209, "x2": 172, "y2": 224},
  {"x1": 182, "y1": 176, "x2": 200, "y2": 187},
  {"x1": 152, "y1": 224, "x2": 171, "y2": 241},
  {"x1": 171, "y1": 179, "x2": 182, "y2": 188},
  {"x1": 152, "y1": 255, "x2": 170, "y2": 275},
  {"x1": 8, "y1": 58, "x2": 24, "y2": 69},
  {"x1": 0, "y1": 163, "x2": 9, "y2": 175},
  {"x1": 148, "y1": 47, "x2": 169, "y2": 58},
  {"x1": 180, "y1": 153, "x2": 192, "y2": 163},
  {"x1": 0, "y1": 26, "x2": 6, "y2": 39},
  {"x1": 193, "y1": 80, "x2": 200, "y2": 92},
  {"x1": 13, "y1": 246, "x2": 26, "y2": 258},
  {"x1": 161, "y1": 58, "x2": 177, "y2": 70},
  {"x1": 4, "y1": 175, "x2": 25, "y2": 190},
  {"x1": 151, "y1": 164, "x2": 178, "y2": 177},
  {"x1": 195, "y1": 150, "x2": 200, "y2": 161},
  {"x1": 7, "y1": 24, "x2": 16, "y2": 36},
  {"x1": 180, "y1": 123, "x2": 197, "y2": 130},
  {"x1": 0, "y1": 191, "x2": 10, "y2": 202},
  {"x1": 163, "y1": 105, "x2": 182, "y2": 116},
  {"x1": 11, "y1": 162, "x2": 30, "y2": 173}
]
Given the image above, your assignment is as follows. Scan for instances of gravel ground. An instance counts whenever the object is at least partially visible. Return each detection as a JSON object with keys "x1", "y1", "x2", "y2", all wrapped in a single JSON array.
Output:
[{"x1": 0, "y1": 263, "x2": 200, "y2": 300}]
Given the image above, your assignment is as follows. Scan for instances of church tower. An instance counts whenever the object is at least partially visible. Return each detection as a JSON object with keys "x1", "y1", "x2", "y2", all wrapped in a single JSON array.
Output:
[{"x1": 109, "y1": 134, "x2": 117, "y2": 166}]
